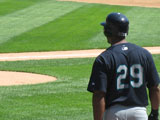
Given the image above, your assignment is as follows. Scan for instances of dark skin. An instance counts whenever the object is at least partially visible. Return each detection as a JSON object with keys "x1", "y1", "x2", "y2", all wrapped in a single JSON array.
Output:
[
  {"x1": 104, "y1": 28, "x2": 126, "y2": 45},
  {"x1": 93, "y1": 91, "x2": 106, "y2": 120},
  {"x1": 149, "y1": 85, "x2": 160, "y2": 110},
  {"x1": 106, "y1": 36, "x2": 127, "y2": 45}
]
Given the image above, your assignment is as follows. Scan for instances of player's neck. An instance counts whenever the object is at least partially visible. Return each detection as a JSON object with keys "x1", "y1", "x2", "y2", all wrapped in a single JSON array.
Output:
[{"x1": 111, "y1": 39, "x2": 128, "y2": 46}]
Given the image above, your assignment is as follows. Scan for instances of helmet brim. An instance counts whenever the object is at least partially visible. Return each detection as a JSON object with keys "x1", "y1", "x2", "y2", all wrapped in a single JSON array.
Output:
[{"x1": 100, "y1": 22, "x2": 106, "y2": 26}]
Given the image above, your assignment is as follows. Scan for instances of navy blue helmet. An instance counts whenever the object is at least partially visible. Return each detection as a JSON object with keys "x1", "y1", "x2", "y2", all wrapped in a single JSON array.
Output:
[{"x1": 101, "y1": 12, "x2": 129, "y2": 37}]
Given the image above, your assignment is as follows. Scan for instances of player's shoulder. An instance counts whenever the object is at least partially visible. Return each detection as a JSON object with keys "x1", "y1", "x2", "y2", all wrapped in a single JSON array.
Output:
[
  {"x1": 130, "y1": 43, "x2": 152, "y2": 55},
  {"x1": 95, "y1": 48, "x2": 113, "y2": 64},
  {"x1": 95, "y1": 42, "x2": 152, "y2": 62}
]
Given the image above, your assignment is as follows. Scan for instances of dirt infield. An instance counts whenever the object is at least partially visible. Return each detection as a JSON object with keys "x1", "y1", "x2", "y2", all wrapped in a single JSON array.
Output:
[
  {"x1": 1, "y1": 0, "x2": 160, "y2": 86},
  {"x1": 0, "y1": 47, "x2": 160, "y2": 61},
  {"x1": 59, "y1": 0, "x2": 160, "y2": 8},
  {"x1": 0, "y1": 71, "x2": 57, "y2": 86}
]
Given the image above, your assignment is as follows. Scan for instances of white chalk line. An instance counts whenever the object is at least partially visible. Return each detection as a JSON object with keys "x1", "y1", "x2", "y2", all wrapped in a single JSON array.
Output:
[{"x1": 0, "y1": 47, "x2": 160, "y2": 61}]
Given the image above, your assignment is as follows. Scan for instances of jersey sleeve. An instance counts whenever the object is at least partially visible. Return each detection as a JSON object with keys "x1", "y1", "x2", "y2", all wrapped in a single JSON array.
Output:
[
  {"x1": 87, "y1": 56, "x2": 108, "y2": 93},
  {"x1": 146, "y1": 53, "x2": 160, "y2": 88}
]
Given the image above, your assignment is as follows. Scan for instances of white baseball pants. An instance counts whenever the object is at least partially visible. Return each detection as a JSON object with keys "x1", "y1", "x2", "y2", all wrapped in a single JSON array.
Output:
[{"x1": 103, "y1": 104, "x2": 148, "y2": 120}]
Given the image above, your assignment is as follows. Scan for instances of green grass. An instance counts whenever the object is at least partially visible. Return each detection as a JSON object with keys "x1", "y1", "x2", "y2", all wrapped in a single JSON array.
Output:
[
  {"x1": 0, "y1": 55, "x2": 159, "y2": 120},
  {"x1": 0, "y1": 0, "x2": 84, "y2": 45},
  {"x1": 0, "y1": 2, "x2": 160, "y2": 53},
  {"x1": 0, "y1": 0, "x2": 44, "y2": 16}
]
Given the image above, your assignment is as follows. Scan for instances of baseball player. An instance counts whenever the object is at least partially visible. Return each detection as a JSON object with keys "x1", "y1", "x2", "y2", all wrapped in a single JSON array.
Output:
[{"x1": 87, "y1": 12, "x2": 160, "y2": 120}]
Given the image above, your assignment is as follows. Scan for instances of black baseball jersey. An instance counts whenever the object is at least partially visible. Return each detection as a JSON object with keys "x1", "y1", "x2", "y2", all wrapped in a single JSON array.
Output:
[{"x1": 87, "y1": 43, "x2": 160, "y2": 108}]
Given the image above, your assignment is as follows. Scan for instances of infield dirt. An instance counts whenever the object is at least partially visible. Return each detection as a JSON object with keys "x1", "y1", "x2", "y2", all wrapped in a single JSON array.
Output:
[{"x1": 59, "y1": 0, "x2": 160, "y2": 8}]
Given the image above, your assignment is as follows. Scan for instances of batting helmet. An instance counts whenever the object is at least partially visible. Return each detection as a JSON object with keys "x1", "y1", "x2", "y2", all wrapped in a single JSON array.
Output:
[{"x1": 101, "y1": 12, "x2": 129, "y2": 37}]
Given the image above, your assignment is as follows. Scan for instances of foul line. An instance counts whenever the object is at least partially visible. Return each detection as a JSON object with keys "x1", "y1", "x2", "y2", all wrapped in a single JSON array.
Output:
[{"x1": 0, "y1": 47, "x2": 160, "y2": 61}]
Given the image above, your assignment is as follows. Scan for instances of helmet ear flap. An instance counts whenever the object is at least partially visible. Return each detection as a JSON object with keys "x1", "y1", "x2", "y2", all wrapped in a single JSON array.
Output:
[
  {"x1": 101, "y1": 22, "x2": 112, "y2": 37},
  {"x1": 104, "y1": 23, "x2": 120, "y2": 37},
  {"x1": 104, "y1": 24, "x2": 112, "y2": 37}
]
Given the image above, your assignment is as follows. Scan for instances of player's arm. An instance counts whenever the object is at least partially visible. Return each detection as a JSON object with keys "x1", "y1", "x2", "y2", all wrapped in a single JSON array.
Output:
[
  {"x1": 87, "y1": 56, "x2": 108, "y2": 120},
  {"x1": 148, "y1": 85, "x2": 160, "y2": 120},
  {"x1": 149, "y1": 85, "x2": 160, "y2": 110},
  {"x1": 146, "y1": 52, "x2": 160, "y2": 120},
  {"x1": 92, "y1": 91, "x2": 106, "y2": 120}
]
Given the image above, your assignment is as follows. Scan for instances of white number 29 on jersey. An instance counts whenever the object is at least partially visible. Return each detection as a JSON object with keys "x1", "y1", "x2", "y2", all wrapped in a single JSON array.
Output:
[{"x1": 117, "y1": 64, "x2": 143, "y2": 90}]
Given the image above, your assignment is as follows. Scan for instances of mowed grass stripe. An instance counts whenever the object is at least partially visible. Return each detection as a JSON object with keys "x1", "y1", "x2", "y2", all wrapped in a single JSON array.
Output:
[
  {"x1": 125, "y1": 7, "x2": 160, "y2": 46},
  {"x1": 0, "y1": 4, "x2": 133, "y2": 53},
  {"x1": 0, "y1": 0, "x2": 6, "y2": 2},
  {"x1": 0, "y1": 0, "x2": 44, "y2": 16},
  {"x1": 0, "y1": 0, "x2": 84, "y2": 44},
  {"x1": 0, "y1": 4, "x2": 160, "y2": 53}
]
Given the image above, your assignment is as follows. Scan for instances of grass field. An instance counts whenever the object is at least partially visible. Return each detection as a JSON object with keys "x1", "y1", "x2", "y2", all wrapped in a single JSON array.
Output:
[
  {"x1": 0, "y1": 0, "x2": 160, "y2": 120},
  {"x1": 0, "y1": 56, "x2": 159, "y2": 120},
  {"x1": 0, "y1": 0, "x2": 160, "y2": 52}
]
